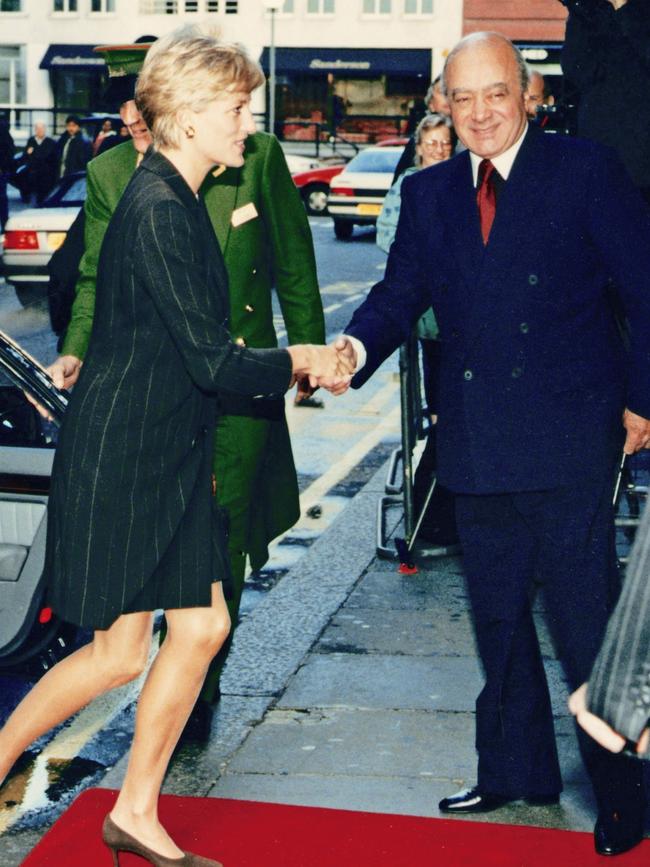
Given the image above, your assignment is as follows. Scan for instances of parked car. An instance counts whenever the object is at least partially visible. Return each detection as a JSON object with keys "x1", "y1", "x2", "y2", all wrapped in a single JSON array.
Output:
[
  {"x1": 292, "y1": 162, "x2": 346, "y2": 216},
  {"x1": 0, "y1": 330, "x2": 75, "y2": 676},
  {"x1": 1, "y1": 172, "x2": 86, "y2": 298},
  {"x1": 327, "y1": 145, "x2": 405, "y2": 240}
]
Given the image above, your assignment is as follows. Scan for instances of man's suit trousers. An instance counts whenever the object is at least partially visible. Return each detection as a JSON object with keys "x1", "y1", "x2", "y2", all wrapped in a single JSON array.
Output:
[{"x1": 455, "y1": 462, "x2": 644, "y2": 808}]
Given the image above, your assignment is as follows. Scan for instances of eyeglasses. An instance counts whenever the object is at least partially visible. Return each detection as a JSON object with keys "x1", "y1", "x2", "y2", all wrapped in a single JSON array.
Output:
[{"x1": 420, "y1": 139, "x2": 453, "y2": 150}]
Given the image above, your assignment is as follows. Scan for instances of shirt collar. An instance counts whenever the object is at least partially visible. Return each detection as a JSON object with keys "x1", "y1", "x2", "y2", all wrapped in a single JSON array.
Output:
[{"x1": 469, "y1": 123, "x2": 528, "y2": 186}]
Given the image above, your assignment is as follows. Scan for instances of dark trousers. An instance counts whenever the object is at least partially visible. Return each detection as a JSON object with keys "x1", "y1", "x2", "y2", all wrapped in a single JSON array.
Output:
[
  {"x1": 455, "y1": 464, "x2": 644, "y2": 808},
  {"x1": 0, "y1": 174, "x2": 8, "y2": 233}
]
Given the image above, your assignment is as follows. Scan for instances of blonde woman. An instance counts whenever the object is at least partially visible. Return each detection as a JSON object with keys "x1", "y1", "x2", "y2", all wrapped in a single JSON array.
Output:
[{"x1": 0, "y1": 30, "x2": 350, "y2": 867}]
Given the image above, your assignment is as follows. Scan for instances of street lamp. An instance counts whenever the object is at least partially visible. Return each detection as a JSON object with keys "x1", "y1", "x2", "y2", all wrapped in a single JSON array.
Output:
[{"x1": 262, "y1": 0, "x2": 282, "y2": 135}]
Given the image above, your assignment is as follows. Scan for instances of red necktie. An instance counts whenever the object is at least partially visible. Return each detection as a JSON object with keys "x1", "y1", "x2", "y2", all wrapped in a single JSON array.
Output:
[{"x1": 476, "y1": 159, "x2": 496, "y2": 245}]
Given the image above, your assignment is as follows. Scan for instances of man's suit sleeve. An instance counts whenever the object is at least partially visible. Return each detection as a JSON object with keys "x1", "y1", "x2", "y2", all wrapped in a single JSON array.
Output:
[
  {"x1": 259, "y1": 136, "x2": 326, "y2": 345},
  {"x1": 586, "y1": 148, "x2": 650, "y2": 419},
  {"x1": 61, "y1": 160, "x2": 111, "y2": 360},
  {"x1": 137, "y1": 199, "x2": 292, "y2": 396},
  {"x1": 346, "y1": 174, "x2": 431, "y2": 387}
]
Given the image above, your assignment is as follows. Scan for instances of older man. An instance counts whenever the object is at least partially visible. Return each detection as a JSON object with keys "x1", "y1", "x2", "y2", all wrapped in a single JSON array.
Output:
[
  {"x1": 524, "y1": 69, "x2": 553, "y2": 119},
  {"x1": 335, "y1": 31, "x2": 650, "y2": 856}
]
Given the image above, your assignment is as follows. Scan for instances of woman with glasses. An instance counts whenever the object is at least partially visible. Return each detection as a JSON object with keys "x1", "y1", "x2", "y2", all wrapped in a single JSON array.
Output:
[{"x1": 377, "y1": 113, "x2": 458, "y2": 549}]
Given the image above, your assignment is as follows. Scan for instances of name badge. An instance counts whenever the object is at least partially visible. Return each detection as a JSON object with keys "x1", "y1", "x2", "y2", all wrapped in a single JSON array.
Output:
[{"x1": 231, "y1": 202, "x2": 258, "y2": 227}]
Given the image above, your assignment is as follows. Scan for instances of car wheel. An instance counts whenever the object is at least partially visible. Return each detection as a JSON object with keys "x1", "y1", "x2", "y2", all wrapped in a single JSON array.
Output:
[
  {"x1": 303, "y1": 183, "x2": 330, "y2": 216},
  {"x1": 12, "y1": 284, "x2": 43, "y2": 308},
  {"x1": 334, "y1": 219, "x2": 354, "y2": 241}
]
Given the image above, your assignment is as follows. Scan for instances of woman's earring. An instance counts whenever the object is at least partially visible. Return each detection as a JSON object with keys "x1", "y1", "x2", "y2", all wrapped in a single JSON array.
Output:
[{"x1": 185, "y1": 125, "x2": 195, "y2": 139}]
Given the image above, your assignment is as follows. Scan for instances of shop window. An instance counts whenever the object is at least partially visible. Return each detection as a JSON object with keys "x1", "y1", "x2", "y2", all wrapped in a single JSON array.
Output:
[
  {"x1": 363, "y1": 0, "x2": 391, "y2": 13},
  {"x1": 91, "y1": 0, "x2": 116, "y2": 11},
  {"x1": 139, "y1": 0, "x2": 178, "y2": 11},
  {"x1": 307, "y1": 0, "x2": 334, "y2": 14},
  {"x1": 53, "y1": 0, "x2": 78, "y2": 11},
  {"x1": 404, "y1": 0, "x2": 433, "y2": 14},
  {"x1": 0, "y1": 45, "x2": 25, "y2": 103},
  {"x1": 0, "y1": 1, "x2": 22, "y2": 11}
]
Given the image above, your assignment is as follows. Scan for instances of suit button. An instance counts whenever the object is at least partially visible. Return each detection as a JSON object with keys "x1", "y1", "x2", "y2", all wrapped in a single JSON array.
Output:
[
  {"x1": 463, "y1": 369, "x2": 473, "y2": 381},
  {"x1": 511, "y1": 366, "x2": 523, "y2": 378},
  {"x1": 519, "y1": 322, "x2": 529, "y2": 333},
  {"x1": 528, "y1": 274, "x2": 538, "y2": 286},
  {"x1": 245, "y1": 304, "x2": 254, "y2": 313},
  {"x1": 451, "y1": 330, "x2": 459, "y2": 338},
  {"x1": 252, "y1": 268, "x2": 258, "y2": 276},
  {"x1": 235, "y1": 336, "x2": 247, "y2": 347}
]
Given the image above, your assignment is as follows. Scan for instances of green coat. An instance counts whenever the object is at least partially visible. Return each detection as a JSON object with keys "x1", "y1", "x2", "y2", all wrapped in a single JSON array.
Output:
[{"x1": 63, "y1": 133, "x2": 325, "y2": 573}]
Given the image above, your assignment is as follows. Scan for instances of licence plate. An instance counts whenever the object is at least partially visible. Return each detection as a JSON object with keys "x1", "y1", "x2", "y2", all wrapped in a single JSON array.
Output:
[
  {"x1": 47, "y1": 232, "x2": 67, "y2": 251},
  {"x1": 357, "y1": 203, "x2": 381, "y2": 216}
]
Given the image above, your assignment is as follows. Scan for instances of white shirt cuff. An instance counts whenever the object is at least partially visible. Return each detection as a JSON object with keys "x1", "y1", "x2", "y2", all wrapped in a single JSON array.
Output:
[{"x1": 344, "y1": 334, "x2": 367, "y2": 372}]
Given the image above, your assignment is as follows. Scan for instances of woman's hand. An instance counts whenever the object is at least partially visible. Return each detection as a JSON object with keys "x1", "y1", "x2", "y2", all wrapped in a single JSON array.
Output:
[
  {"x1": 287, "y1": 343, "x2": 355, "y2": 391},
  {"x1": 569, "y1": 682, "x2": 649, "y2": 755}
]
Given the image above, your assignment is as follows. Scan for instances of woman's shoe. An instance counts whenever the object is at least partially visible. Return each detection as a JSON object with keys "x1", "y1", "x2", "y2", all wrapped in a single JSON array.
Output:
[{"x1": 102, "y1": 814, "x2": 223, "y2": 867}]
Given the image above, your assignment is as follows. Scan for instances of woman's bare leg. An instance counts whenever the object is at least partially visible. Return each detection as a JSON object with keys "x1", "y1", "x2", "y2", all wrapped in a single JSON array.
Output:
[
  {"x1": 110, "y1": 582, "x2": 230, "y2": 858},
  {"x1": 0, "y1": 611, "x2": 153, "y2": 784}
]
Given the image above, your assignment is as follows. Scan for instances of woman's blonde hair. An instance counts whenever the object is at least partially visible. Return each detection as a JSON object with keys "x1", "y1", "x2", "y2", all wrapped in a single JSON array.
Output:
[{"x1": 135, "y1": 26, "x2": 264, "y2": 148}]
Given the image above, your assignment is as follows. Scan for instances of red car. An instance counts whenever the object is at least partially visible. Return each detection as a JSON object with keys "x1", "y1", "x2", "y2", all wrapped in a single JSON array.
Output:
[{"x1": 292, "y1": 163, "x2": 346, "y2": 216}]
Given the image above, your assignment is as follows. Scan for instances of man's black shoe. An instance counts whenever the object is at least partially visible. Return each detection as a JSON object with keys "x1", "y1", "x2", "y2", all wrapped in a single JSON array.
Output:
[
  {"x1": 594, "y1": 808, "x2": 644, "y2": 856},
  {"x1": 439, "y1": 786, "x2": 560, "y2": 814},
  {"x1": 178, "y1": 696, "x2": 216, "y2": 746}
]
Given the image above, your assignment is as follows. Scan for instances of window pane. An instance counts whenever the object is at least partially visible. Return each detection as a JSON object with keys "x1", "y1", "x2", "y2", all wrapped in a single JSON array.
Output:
[
  {"x1": 307, "y1": 0, "x2": 318, "y2": 11},
  {"x1": 380, "y1": 0, "x2": 390, "y2": 11},
  {"x1": 185, "y1": 0, "x2": 198, "y2": 9},
  {"x1": 345, "y1": 148, "x2": 403, "y2": 173},
  {"x1": 422, "y1": 0, "x2": 433, "y2": 12},
  {"x1": 363, "y1": 0, "x2": 375, "y2": 12},
  {"x1": 206, "y1": 0, "x2": 219, "y2": 10},
  {"x1": 225, "y1": 0, "x2": 237, "y2": 11},
  {"x1": 404, "y1": 0, "x2": 416, "y2": 12},
  {"x1": 69, "y1": 0, "x2": 77, "y2": 9},
  {"x1": 0, "y1": 46, "x2": 25, "y2": 103},
  {"x1": 282, "y1": 0, "x2": 293, "y2": 11},
  {"x1": 0, "y1": 0, "x2": 22, "y2": 11},
  {"x1": 323, "y1": 0, "x2": 334, "y2": 12}
]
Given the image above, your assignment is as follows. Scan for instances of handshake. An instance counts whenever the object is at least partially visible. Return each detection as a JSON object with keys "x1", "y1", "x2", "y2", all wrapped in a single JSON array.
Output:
[{"x1": 287, "y1": 336, "x2": 357, "y2": 397}]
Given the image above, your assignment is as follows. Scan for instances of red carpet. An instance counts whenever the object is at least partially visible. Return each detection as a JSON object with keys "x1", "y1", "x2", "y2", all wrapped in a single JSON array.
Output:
[{"x1": 21, "y1": 788, "x2": 650, "y2": 866}]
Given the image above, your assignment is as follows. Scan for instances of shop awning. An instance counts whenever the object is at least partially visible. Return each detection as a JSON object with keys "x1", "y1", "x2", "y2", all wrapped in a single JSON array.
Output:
[
  {"x1": 40, "y1": 45, "x2": 106, "y2": 71},
  {"x1": 259, "y1": 47, "x2": 431, "y2": 78}
]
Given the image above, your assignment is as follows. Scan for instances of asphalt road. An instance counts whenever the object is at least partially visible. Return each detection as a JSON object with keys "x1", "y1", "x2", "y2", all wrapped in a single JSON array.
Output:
[{"x1": 0, "y1": 210, "x2": 401, "y2": 850}]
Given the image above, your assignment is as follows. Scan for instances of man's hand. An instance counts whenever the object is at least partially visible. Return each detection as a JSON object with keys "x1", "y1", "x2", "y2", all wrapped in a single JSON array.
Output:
[
  {"x1": 569, "y1": 683, "x2": 649, "y2": 755},
  {"x1": 623, "y1": 408, "x2": 650, "y2": 454},
  {"x1": 47, "y1": 355, "x2": 82, "y2": 390}
]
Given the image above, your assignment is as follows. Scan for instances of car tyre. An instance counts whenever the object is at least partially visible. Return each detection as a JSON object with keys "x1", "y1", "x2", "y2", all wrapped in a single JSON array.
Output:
[
  {"x1": 303, "y1": 183, "x2": 330, "y2": 216},
  {"x1": 334, "y1": 219, "x2": 354, "y2": 241},
  {"x1": 12, "y1": 284, "x2": 43, "y2": 308}
]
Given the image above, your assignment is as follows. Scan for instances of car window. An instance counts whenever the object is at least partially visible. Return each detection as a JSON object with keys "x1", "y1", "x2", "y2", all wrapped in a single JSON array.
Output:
[
  {"x1": 344, "y1": 149, "x2": 403, "y2": 173},
  {"x1": 58, "y1": 177, "x2": 87, "y2": 205}
]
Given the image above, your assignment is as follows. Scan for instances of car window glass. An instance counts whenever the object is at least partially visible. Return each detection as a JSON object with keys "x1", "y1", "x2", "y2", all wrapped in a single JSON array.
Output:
[
  {"x1": 58, "y1": 177, "x2": 87, "y2": 205},
  {"x1": 0, "y1": 384, "x2": 58, "y2": 448},
  {"x1": 344, "y1": 149, "x2": 403, "y2": 173}
]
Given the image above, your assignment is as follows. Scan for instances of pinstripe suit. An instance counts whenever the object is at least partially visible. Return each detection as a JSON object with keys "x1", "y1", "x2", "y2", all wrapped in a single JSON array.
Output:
[
  {"x1": 44, "y1": 149, "x2": 291, "y2": 630},
  {"x1": 589, "y1": 498, "x2": 650, "y2": 754}
]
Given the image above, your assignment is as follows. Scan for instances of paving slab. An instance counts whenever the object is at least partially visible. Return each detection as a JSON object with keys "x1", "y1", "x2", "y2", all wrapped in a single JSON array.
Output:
[
  {"x1": 277, "y1": 653, "x2": 571, "y2": 717},
  {"x1": 226, "y1": 708, "x2": 478, "y2": 780},
  {"x1": 210, "y1": 772, "x2": 597, "y2": 832}
]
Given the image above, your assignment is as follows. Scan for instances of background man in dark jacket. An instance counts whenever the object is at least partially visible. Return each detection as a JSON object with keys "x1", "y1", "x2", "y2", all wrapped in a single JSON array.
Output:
[
  {"x1": 23, "y1": 122, "x2": 58, "y2": 204},
  {"x1": 56, "y1": 115, "x2": 91, "y2": 179},
  {"x1": 0, "y1": 117, "x2": 14, "y2": 232}
]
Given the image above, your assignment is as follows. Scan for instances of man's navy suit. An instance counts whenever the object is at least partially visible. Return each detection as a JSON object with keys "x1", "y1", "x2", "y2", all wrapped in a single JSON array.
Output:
[{"x1": 346, "y1": 125, "x2": 650, "y2": 804}]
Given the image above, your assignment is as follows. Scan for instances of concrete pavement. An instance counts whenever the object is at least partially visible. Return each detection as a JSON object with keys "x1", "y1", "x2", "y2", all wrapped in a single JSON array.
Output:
[{"x1": 113, "y1": 455, "x2": 602, "y2": 836}]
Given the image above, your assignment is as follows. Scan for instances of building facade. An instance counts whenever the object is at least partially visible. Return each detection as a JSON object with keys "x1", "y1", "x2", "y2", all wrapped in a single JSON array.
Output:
[{"x1": 0, "y1": 0, "x2": 463, "y2": 140}]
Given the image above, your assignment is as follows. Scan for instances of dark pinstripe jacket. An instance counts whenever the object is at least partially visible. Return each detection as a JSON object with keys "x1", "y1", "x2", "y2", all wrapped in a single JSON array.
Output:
[
  {"x1": 588, "y1": 498, "x2": 650, "y2": 754},
  {"x1": 44, "y1": 149, "x2": 292, "y2": 630}
]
